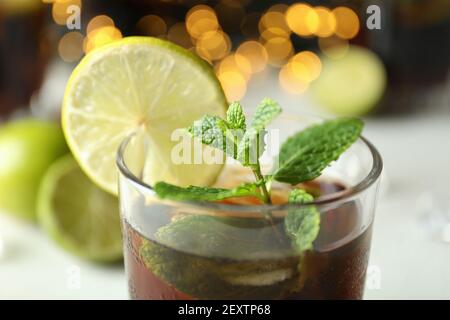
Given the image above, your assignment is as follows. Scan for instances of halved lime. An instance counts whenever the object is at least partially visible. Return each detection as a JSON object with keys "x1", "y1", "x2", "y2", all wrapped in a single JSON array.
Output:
[
  {"x1": 311, "y1": 46, "x2": 386, "y2": 116},
  {"x1": 37, "y1": 155, "x2": 122, "y2": 262},
  {"x1": 62, "y1": 37, "x2": 227, "y2": 195}
]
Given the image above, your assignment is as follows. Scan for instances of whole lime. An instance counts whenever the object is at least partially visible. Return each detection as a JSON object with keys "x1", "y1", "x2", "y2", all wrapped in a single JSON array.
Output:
[{"x1": 0, "y1": 119, "x2": 68, "y2": 221}]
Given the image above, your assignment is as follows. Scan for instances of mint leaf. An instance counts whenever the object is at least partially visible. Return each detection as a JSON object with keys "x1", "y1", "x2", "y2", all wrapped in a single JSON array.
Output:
[
  {"x1": 285, "y1": 189, "x2": 320, "y2": 253},
  {"x1": 153, "y1": 181, "x2": 261, "y2": 202},
  {"x1": 249, "y1": 98, "x2": 282, "y2": 133},
  {"x1": 238, "y1": 98, "x2": 282, "y2": 166},
  {"x1": 188, "y1": 115, "x2": 236, "y2": 158},
  {"x1": 274, "y1": 118, "x2": 363, "y2": 185},
  {"x1": 226, "y1": 102, "x2": 246, "y2": 130}
]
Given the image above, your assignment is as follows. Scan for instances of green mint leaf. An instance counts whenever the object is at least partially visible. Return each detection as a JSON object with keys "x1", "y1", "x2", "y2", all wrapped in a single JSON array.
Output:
[
  {"x1": 188, "y1": 115, "x2": 236, "y2": 158},
  {"x1": 249, "y1": 98, "x2": 282, "y2": 132},
  {"x1": 274, "y1": 118, "x2": 363, "y2": 185},
  {"x1": 226, "y1": 102, "x2": 246, "y2": 130},
  {"x1": 285, "y1": 189, "x2": 320, "y2": 253},
  {"x1": 153, "y1": 181, "x2": 261, "y2": 202},
  {"x1": 238, "y1": 98, "x2": 282, "y2": 166}
]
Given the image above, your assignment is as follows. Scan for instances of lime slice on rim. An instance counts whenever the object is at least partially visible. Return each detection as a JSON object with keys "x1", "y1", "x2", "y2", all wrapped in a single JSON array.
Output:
[
  {"x1": 37, "y1": 155, "x2": 122, "y2": 262},
  {"x1": 62, "y1": 37, "x2": 227, "y2": 195}
]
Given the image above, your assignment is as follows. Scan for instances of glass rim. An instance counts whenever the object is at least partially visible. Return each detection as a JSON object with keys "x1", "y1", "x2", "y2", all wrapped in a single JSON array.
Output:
[{"x1": 116, "y1": 133, "x2": 383, "y2": 212}]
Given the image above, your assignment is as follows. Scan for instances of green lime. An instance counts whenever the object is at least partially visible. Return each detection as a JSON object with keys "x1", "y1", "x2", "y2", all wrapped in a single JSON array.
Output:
[
  {"x1": 62, "y1": 37, "x2": 227, "y2": 195},
  {"x1": 311, "y1": 45, "x2": 387, "y2": 116},
  {"x1": 37, "y1": 155, "x2": 123, "y2": 262},
  {"x1": 0, "y1": 119, "x2": 68, "y2": 221}
]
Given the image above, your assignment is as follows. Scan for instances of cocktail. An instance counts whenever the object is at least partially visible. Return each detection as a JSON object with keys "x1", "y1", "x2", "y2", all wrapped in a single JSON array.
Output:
[{"x1": 61, "y1": 37, "x2": 382, "y2": 300}]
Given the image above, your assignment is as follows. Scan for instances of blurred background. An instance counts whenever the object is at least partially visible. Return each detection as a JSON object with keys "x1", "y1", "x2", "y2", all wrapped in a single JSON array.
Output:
[{"x1": 0, "y1": 0, "x2": 449, "y2": 299}]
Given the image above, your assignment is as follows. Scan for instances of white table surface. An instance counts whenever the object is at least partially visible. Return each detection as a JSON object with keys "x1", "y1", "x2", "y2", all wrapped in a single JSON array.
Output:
[{"x1": 1, "y1": 73, "x2": 449, "y2": 300}]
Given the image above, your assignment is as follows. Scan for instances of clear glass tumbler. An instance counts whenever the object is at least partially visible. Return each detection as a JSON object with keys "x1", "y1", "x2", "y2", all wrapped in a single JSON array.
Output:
[{"x1": 117, "y1": 115, "x2": 383, "y2": 300}]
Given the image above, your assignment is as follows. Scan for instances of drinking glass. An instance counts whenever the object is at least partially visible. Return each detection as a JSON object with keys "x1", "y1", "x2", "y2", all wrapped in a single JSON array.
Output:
[{"x1": 116, "y1": 114, "x2": 383, "y2": 300}]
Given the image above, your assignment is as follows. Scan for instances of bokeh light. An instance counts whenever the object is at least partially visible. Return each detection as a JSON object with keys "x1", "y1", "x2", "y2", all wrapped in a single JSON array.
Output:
[
  {"x1": 87, "y1": 15, "x2": 114, "y2": 34},
  {"x1": 285, "y1": 3, "x2": 319, "y2": 37},
  {"x1": 196, "y1": 30, "x2": 231, "y2": 62},
  {"x1": 218, "y1": 71, "x2": 247, "y2": 101},
  {"x1": 318, "y1": 36, "x2": 349, "y2": 59},
  {"x1": 84, "y1": 26, "x2": 123, "y2": 53},
  {"x1": 290, "y1": 51, "x2": 322, "y2": 82},
  {"x1": 167, "y1": 22, "x2": 193, "y2": 49},
  {"x1": 333, "y1": 7, "x2": 360, "y2": 40},
  {"x1": 314, "y1": 6, "x2": 337, "y2": 37},
  {"x1": 137, "y1": 15, "x2": 167, "y2": 38},
  {"x1": 236, "y1": 40, "x2": 268, "y2": 73},
  {"x1": 58, "y1": 31, "x2": 84, "y2": 62},
  {"x1": 1, "y1": 0, "x2": 42, "y2": 13},
  {"x1": 279, "y1": 63, "x2": 309, "y2": 95},
  {"x1": 186, "y1": 5, "x2": 219, "y2": 40},
  {"x1": 258, "y1": 11, "x2": 290, "y2": 38},
  {"x1": 216, "y1": 53, "x2": 252, "y2": 81},
  {"x1": 52, "y1": 0, "x2": 82, "y2": 26},
  {"x1": 263, "y1": 37, "x2": 293, "y2": 67}
]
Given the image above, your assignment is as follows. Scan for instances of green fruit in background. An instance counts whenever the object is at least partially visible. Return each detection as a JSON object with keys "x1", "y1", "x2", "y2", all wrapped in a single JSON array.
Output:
[
  {"x1": 37, "y1": 155, "x2": 123, "y2": 262},
  {"x1": 0, "y1": 119, "x2": 69, "y2": 221},
  {"x1": 311, "y1": 46, "x2": 387, "y2": 116}
]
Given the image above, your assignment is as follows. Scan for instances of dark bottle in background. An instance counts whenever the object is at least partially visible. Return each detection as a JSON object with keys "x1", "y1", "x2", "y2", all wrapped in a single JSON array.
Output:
[
  {"x1": 362, "y1": 0, "x2": 450, "y2": 115},
  {"x1": 0, "y1": 2, "x2": 50, "y2": 119}
]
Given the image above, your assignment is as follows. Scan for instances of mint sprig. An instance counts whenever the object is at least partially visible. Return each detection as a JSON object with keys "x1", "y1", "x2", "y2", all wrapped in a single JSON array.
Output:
[
  {"x1": 152, "y1": 98, "x2": 363, "y2": 255},
  {"x1": 158, "y1": 98, "x2": 363, "y2": 206}
]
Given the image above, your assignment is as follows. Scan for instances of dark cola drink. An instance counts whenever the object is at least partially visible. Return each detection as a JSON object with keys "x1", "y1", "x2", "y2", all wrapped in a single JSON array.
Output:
[{"x1": 122, "y1": 180, "x2": 372, "y2": 300}]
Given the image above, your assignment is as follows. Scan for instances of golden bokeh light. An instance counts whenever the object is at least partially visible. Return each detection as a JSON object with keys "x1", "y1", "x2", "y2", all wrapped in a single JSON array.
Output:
[
  {"x1": 58, "y1": 31, "x2": 84, "y2": 62},
  {"x1": 333, "y1": 7, "x2": 360, "y2": 39},
  {"x1": 216, "y1": 53, "x2": 252, "y2": 81},
  {"x1": 87, "y1": 15, "x2": 114, "y2": 34},
  {"x1": 84, "y1": 26, "x2": 123, "y2": 53},
  {"x1": 258, "y1": 11, "x2": 290, "y2": 37},
  {"x1": 279, "y1": 63, "x2": 309, "y2": 95},
  {"x1": 218, "y1": 71, "x2": 247, "y2": 101},
  {"x1": 318, "y1": 36, "x2": 349, "y2": 59},
  {"x1": 260, "y1": 27, "x2": 290, "y2": 41},
  {"x1": 263, "y1": 37, "x2": 293, "y2": 67},
  {"x1": 186, "y1": 5, "x2": 219, "y2": 40},
  {"x1": 52, "y1": 0, "x2": 81, "y2": 26},
  {"x1": 137, "y1": 15, "x2": 167, "y2": 38},
  {"x1": 196, "y1": 30, "x2": 231, "y2": 61},
  {"x1": 290, "y1": 51, "x2": 322, "y2": 82},
  {"x1": 314, "y1": 6, "x2": 337, "y2": 37},
  {"x1": 285, "y1": 3, "x2": 319, "y2": 36},
  {"x1": 167, "y1": 22, "x2": 193, "y2": 49},
  {"x1": 236, "y1": 40, "x2": 268, "y2": 73}
]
